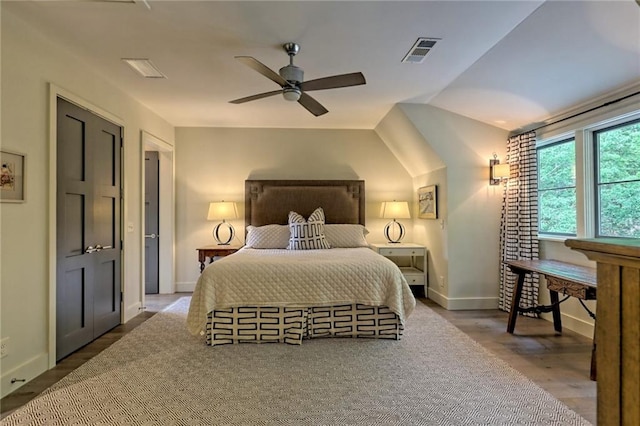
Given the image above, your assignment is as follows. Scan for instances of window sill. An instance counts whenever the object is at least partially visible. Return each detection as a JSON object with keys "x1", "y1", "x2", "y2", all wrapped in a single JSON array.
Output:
[{"x1": 538, "y1": 234, "x2": 575, "y2": 243}]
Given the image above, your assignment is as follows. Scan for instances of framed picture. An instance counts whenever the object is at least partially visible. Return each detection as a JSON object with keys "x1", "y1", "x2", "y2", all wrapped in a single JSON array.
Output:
[
  {"x1": 1, "y1": 150, "x2": 26, "y2": 203},
  {"x1": 418, "y1": 185, "x2": 437, "y2": 219}
]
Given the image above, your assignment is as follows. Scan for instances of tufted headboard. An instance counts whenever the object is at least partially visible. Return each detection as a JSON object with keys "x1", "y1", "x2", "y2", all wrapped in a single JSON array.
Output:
[{"x1": 245, "y1": 180, "x2": 365, "y2": 226}]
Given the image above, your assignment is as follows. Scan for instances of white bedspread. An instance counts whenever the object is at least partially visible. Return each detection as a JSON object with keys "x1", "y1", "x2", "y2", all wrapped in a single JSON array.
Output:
[{"x1": 186, "y1": 247, "x2": 416, "y2": 335}]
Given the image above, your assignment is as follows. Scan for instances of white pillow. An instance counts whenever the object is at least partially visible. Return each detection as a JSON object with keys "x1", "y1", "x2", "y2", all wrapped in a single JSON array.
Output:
[
  {"x1": 287, "y1": 207, "x2": 331, "y2": 250},
  {"x1": 324, "y1": 224, "x2": 370, "y2": 248},
  {"x1": 245, "y1": 224, "x2": 290, "y2": 249}
]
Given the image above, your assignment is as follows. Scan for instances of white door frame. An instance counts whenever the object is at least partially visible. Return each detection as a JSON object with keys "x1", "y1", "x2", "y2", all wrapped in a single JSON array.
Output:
[
  {"x1": 140, "y1": 131, "x2": 175, "y2": 308},
  {"x1": 48, "y1": 84, "x2": 124, "y2": 368}
]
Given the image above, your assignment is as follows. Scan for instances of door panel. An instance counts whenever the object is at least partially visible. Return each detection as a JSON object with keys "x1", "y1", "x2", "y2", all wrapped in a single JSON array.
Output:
[
  {"x1": 56, "y1": 255, "x2": 94, "y2": 358},
  {"x1": 60, "y1": 116, "x2": 85, "y2": 181},
  {"x1": 56, "y1": 97, "x2": 121, "y2": 361},
  {"x1": 95, "y1": 130, "x2": 117, "y2": 186},
  {"x1": 63, "y1": 193, "x2": 85, "y2": 256},
  {"x1": 94, "y1": 257, "x2": 118, "y2": 336},
  {"x1": 59, "y1": 267, "x2": 86, "y2": 332},
  {"x1": 94, "y1": 196, "x2": 115, "y2": 247}
]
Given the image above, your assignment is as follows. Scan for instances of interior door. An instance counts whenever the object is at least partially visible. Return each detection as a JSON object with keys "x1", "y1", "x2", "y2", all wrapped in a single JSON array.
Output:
[
  {"x1": 144, "y1": 151, "x2": 159, "y2": 294},
  {"x1": 56, "y1": 97, "x2": 122, "y2": 361}
]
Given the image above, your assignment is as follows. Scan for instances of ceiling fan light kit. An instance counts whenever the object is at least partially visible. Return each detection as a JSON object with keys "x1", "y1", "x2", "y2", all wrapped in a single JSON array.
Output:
[
  {"x1": 230, "y1": 42, "x2": 366, "y2": 116},
  {"x1": 282, "y1": 87, "x2": 301, "y2": 101}
]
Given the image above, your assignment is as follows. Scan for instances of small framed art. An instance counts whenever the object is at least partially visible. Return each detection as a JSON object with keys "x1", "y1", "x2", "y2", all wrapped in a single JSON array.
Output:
[
  {"x1": 1, "y1": 150, "x2": 26, "y2": 203},
  {"x1": 418, "y1": 185, "x2": 437, "y2": 219}
]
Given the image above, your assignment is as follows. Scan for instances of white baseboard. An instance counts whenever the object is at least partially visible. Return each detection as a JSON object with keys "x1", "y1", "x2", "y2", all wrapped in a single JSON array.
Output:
[
  {"x1": 123, "y1": 300, "x2": 142, "y2": 323},
  {"x1": 540, "y1": 311, "x2": 595, "y2": 339},
  {"x1": 1, "y1": 352, "x2": 49, "y2": 399},
  {"x1": 176, "y1": 282, "x2": 196, "y2": 293},
  {"x1": 428, "y1": 289, "x2": 595, "y2": 339},
  {"x1": 427, "y1": 289, "x2": 498, "y2": 310}
]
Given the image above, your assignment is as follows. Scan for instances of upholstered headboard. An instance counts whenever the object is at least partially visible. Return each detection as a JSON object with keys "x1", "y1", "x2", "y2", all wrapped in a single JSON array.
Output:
[{"x1": 245, "y1": 180, "x2": 365, "y2": 226}]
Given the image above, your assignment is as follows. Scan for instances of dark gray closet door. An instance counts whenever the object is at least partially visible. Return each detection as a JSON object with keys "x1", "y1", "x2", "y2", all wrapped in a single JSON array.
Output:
[
  {"x1": 145, "y1": 150, "x2": 159, "y2": 294},
  {"x1": 56, "y1": 97, "x2": 121, "y2": 361}
]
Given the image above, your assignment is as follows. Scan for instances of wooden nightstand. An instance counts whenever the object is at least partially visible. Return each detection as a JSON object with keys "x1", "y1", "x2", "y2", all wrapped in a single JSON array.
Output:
[
  {"x1": 370, "y1": 242, "x2": 427, "y2": 296},
  {"x1": 197, "y1": 244, "x2": 242, "y2": 273}
]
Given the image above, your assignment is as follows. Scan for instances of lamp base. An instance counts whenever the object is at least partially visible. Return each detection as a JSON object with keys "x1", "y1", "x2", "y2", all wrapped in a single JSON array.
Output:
[
  {"x1": 213, "y1": 221, "x2": 235, "y2": 245},
  {"x1": 383, "y1": 220, "x2": 405, "y2": 244}
]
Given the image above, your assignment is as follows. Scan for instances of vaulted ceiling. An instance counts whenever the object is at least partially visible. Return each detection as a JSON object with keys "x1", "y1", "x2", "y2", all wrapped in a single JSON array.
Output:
[{"x1": 4, "y1": 0, "x2": 640, "y2": 131}]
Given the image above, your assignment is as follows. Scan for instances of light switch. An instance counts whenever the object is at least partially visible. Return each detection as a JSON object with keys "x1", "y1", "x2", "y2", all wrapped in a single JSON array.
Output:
[{"x1": 127, "y1": 222, "x2": 134, "y2": 233}]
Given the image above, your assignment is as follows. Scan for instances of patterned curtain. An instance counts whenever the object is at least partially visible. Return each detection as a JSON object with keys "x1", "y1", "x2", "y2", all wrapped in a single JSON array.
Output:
[{"x1": 498, "y1": 131, "x2": 539, "y2": 316}]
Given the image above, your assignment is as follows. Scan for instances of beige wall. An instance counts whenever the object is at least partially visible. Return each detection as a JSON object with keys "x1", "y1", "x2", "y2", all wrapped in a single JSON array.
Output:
[
  {"x1": 0, "y1": 9, "x2": 174, "y2": 397},
  {"x1": 174, "y1": 127, "x2": 414, "y2": 289},
  {"x1": 377, "y1": 104, "x2": 509, "y2": 309}
]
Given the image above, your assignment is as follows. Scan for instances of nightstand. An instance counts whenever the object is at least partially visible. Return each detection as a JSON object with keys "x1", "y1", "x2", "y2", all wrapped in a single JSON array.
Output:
[
  {"x1": 197, "y1": 244, "x2": 242, "y2": 273},
  {"x1": 370, "y1": 242, "x2": 427, "y2": 296}
]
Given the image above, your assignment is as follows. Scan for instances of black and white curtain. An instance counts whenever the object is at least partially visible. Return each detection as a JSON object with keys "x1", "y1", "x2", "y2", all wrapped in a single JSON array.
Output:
[{"x1": 498, "y1": 131, "x2": 539, "y2": 316}]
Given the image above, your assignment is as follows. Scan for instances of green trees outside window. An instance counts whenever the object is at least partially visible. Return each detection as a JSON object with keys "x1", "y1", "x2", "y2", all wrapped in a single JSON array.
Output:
[
  {"x1": 537, "y1": 118, "x2": 639, "y2": 239},
  {"x1": 595, "y1": 120, "x2": 640, "y2": 238},
  {"x1": 538, "y1": 140, "x2": 576, "y2": 235}
]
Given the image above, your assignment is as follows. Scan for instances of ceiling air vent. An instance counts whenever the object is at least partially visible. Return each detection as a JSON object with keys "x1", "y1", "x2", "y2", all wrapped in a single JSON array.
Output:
[
  {"x1": 122, "y1": 58, "x2": 166, "y2": 78},
  {"x1": 402, "y1": 38, "x2": 440, "y2": 64}
]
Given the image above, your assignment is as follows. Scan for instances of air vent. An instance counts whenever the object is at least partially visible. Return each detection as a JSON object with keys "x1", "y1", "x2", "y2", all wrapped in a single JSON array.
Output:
[
  {"x1": 122, "y1": 58, "x2": 166, "y2": 78},
  {"x1": 402, "y1": 38, "x2": 440, "y2": 64}
]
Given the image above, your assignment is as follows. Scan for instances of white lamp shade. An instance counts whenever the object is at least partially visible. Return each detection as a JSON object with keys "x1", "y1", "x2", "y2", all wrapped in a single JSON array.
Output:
[
  {"x1": 380, "y1": 201, "x2": 411, "y2": 219},
  {"x1": 207, "y1": 201, "x2": 238, "y2": 221},
  {"x1": 492, "y1": 163, "x2": 511, "y2": 180}
]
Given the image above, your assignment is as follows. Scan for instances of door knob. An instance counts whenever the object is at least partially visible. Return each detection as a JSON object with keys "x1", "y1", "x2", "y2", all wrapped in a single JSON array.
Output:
[
  {"x1": 145, "y1": 233, "x2": 158, "y2": 239},
  {"x1": 85, "y1": 246, "x2": 98, "y2": 254}
]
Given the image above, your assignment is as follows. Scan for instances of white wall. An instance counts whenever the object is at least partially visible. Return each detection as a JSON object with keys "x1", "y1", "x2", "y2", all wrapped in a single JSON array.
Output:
[
  {"x1": 412, "y1": 167, "x2": 448, "y2": 303},
  {"x1": 378, "y1": 104, "x2": 509, "y2": 310},
  {"x1": 174, "y1": 127, "x2": 413, "y2": 289},
  {"x1": 0, "y1": 9, "x2": 174, "y2": 397}
]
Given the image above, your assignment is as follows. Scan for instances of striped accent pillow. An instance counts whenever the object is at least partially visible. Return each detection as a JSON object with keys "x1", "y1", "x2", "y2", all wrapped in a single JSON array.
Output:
[{"x1": 287, "y1": 207, "x2": 331, "y2": 250}]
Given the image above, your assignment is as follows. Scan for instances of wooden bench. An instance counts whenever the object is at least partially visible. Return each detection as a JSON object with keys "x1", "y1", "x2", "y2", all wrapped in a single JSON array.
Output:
[{"x1": 505, "y1": 259, "x2": 597, "y2": 380}]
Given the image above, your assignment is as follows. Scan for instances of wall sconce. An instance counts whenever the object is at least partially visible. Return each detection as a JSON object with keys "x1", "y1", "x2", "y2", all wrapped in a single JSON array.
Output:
[
  {"x1": 489, "y1": 154, "x2": 510, "y2": 185},
  {"x1": 207, "y1": 201, "x2": 238, "y2": 245},
  {"x1": 380, "y1": 201, "x2": 411, "y2": 243}
]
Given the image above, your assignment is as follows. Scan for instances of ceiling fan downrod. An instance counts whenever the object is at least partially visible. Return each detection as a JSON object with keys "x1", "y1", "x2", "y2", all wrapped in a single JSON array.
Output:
[{"x1": 279, "y1": 42, "x2": 303, "y2": 100}]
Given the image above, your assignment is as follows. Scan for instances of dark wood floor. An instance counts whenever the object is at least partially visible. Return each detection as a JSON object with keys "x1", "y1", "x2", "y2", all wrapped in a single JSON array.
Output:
[{"x1": 1, "y1": 295, "x2": 596, "y2": 424}]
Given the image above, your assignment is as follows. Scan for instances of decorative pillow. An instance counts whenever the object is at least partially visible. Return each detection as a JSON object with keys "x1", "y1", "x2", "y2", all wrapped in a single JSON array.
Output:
[
  {"x1": 287, "y1": 207, "x2": 331, "y2": 250},
  {"x1": 245, "y1": 224, "x2": 290, "y2": 249},
  {"x1": 324, "y1": 224, "x2": 370, "y2": 248}
]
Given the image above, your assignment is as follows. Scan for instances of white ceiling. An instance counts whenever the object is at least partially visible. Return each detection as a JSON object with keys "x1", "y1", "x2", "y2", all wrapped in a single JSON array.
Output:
[{"x1": 4, "y1": 0, "x2": 640, "y2": 131}]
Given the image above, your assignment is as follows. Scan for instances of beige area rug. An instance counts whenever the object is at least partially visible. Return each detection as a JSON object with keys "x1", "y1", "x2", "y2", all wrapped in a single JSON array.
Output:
[{"x1": 3, "y1": 298, "x2": 591, "y2": 425}]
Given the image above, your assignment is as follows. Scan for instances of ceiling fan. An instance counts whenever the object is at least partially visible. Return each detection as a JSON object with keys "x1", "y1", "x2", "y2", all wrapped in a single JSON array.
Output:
[{"x1": 229, "y1": 43, "x2": 366, "y2": 116}]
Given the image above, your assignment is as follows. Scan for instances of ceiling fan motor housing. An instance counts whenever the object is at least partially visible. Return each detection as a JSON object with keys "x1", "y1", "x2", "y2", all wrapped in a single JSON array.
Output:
[{"x1": 279, "y1": 65, "x2": 304, "y2": 85}]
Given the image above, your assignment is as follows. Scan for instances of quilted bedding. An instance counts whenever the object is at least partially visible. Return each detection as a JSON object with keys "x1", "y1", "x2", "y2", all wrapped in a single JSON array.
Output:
[{"x1": 186, "y1": 247, "x2": 416, "y2": 336}]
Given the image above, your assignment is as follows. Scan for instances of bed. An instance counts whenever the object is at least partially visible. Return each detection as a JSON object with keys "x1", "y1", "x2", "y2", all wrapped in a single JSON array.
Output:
[{"x1": 186, "y1": 180, "x2": 416, "y2": 345}]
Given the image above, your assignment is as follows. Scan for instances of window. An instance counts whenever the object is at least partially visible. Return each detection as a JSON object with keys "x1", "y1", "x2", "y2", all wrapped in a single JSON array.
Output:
[
  {"x1": 537, "y1": 112, "x2": 640, "y2": 239},
  {"x1": 594, "y1": 120, "x2": 640, "y2": 238},
  {"x1": 537, "y1": 139, "x2": 576, "y2": 235}
]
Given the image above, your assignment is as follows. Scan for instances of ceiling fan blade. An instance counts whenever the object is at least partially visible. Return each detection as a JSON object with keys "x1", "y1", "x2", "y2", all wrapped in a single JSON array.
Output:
[
  {"x1": 298, "y1": 92, "x2": 328, "y2": 116},
  {"x1": 235, "y1": 56, "x2": 289, "y2": 88},
  {"x1": 229, "y1": 90, "x2": 282, "y2": 104},
  {"x1": 299, "y1": 72, "x2": 366, "y2": 92}
]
